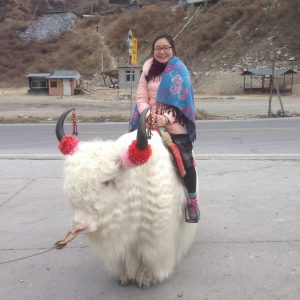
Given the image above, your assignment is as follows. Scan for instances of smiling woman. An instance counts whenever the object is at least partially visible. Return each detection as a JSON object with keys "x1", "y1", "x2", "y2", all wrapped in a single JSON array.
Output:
[{"x1": 130, "y1": 34, "x2": 200, "y2": 223}]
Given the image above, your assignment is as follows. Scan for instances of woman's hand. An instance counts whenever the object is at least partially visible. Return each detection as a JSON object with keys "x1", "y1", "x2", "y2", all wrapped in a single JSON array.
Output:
[
  {"x1": 147, "y1": 113, "x2": 169, "y2": 127},
  {"x1": 156, "y1": 114, "x2": 169, "y2": 127}
]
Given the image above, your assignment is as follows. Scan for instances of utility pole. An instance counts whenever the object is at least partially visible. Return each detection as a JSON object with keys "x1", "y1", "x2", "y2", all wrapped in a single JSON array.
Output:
[
  {"x1": 268, "y1": 55, "x2": 275, "y2": 116},
  {"x1": 274, "y1": 70, "x2": 285, "y2": 115},
  {"x1": 96, "y1": 27, "x2": 104, "y2": 86},
  {"x1": 90, "y1": 0, "x2": 94, "y2": 15},
  {"x1": 268, "y1": 35, "x2": 285, "y2": 117},
  {"x1": 127, "y1": 30, "x2": 133, "y2": 117}
]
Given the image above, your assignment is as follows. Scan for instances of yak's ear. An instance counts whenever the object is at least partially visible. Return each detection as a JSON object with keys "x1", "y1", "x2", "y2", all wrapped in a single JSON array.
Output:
[{"x1": 121, "y1": 141, "x2": 152, "y2": 168}]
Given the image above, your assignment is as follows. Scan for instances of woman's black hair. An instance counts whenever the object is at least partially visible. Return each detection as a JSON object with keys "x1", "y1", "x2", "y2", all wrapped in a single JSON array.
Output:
[{"x1": 151, "y1": 34, "x2": 177, "y2": 56}]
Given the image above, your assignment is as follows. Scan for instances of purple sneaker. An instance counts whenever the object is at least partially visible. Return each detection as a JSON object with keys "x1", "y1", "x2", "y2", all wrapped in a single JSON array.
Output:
[{"x1": 185, "y1": 198, "x2": 200, "y2": 223}]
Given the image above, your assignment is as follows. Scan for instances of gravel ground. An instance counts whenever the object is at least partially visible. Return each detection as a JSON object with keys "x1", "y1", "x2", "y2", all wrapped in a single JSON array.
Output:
[{"x1": 0, "y1": 87, "x2": 300, "y2": 123}]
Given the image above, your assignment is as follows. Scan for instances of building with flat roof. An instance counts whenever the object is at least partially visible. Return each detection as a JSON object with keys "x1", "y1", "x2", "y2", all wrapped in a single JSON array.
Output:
[{"x1": 27, "y1": 70, "x2": 81, "y2": 96}]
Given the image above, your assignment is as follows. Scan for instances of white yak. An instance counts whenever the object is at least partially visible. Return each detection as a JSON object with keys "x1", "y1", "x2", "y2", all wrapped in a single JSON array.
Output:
[{"x1": 56, "y1": 108, "x2": 198, "y2": 288}]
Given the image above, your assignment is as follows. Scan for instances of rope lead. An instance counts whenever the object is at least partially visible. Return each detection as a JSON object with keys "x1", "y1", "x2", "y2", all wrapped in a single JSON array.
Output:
[{"x1": 0, "y1": 231, "x2": 80, "y2": 265}]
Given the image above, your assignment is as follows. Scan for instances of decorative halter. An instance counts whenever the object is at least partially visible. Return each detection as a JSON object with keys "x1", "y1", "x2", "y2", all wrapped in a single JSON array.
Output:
[
  {"x1": 55, "y1": 108, "x2": 80, "y2": 155},
  {"x1": 55, "y1": 108, "x2": 152, "y2": 167}
]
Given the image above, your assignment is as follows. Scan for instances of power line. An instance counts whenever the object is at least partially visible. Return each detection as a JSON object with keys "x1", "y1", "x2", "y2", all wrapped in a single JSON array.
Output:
[{"x1": 173, "y1": 5, "x2": 201, "y2": 41}]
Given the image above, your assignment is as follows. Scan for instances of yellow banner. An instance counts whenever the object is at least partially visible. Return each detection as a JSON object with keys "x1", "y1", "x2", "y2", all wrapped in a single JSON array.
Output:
[{"x1": 131, "y1": 37, "x2": 137, "y2": 65}]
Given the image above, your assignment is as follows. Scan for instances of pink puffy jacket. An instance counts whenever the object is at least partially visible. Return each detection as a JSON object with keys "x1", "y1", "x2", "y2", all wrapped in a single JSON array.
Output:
[{"x1": 136, "y1": 58, "x2": 187, "y2": 135}]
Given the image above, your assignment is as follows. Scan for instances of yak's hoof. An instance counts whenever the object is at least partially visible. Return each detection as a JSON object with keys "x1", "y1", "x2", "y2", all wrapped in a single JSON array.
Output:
[
  {"x1": 136, "y1": 280, "x2": 152, "y2": 289},
  {"x1": 118, "y1": 278, "x2": 131, "y2": 286}
]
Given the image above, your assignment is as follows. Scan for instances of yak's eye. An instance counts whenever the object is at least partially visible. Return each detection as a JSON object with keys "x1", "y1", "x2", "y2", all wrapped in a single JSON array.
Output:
[{"x1": 102, "y1": 180, "x2": 115, "y2": 187}]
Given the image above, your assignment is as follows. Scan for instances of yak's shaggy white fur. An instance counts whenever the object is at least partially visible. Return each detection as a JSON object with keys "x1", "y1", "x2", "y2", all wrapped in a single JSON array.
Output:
[{"x1": 63, "y1": 131, "x2": 198, "y2": 287}]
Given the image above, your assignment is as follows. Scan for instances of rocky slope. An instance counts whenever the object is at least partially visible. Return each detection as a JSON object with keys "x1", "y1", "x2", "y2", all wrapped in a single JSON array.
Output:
[{"x1": 0, "y1": 0, "x2": 299, "y2": 94}]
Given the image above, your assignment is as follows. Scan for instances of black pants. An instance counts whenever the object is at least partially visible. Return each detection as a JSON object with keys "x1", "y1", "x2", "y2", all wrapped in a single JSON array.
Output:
[{"x1": 183, "y1": 166, "x2": 197, "y2": 194}]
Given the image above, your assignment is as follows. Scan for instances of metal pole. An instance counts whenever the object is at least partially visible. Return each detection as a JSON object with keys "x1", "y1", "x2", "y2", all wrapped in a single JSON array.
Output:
[
  {"x1": 268, "y1": 63, "x2": 274, "y2": 116},
  {"x1": 117, "y1": 82, "x2": 120, "y2": 114},
  {"x1": 130, "y1": 63, "x2": 133, "y2": 117},
  {"x1": 101, "y1": 51, "x2": 103, "y2": 86},
  {"x1": 270, "y1": 35, "x2": 285, "y2": 116},
  {"x1": 268, "y1": 36, "x2": 278, "y2": 117},
  {"x1": 117, "y1": 56, "x2": 120, "y2": 114},
  {"x1": 274, "y1": 76, "x2": 285, "y2": 115}
]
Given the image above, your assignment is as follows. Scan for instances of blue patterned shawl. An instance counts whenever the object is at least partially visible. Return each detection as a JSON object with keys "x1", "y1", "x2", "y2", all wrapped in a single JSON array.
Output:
[{"x1": 130, "y1": 56, "x2": 196, "y2": 142}]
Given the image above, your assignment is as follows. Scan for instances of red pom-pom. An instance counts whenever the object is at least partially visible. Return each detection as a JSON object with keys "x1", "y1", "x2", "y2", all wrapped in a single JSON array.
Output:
[
  {"x1": 58, "y1": 135, "x2": 80, "y2": 155},
  {"x1": 127, "y1": 140, "x2": 152, "y2": 165}
]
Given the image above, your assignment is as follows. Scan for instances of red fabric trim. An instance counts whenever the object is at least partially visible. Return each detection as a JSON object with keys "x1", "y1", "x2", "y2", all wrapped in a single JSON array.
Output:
[{"x1": 168, "y1": 143, "x2": 186, "y2": 177}]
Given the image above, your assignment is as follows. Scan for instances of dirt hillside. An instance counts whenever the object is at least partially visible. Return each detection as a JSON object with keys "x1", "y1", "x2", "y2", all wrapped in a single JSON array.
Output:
[{"x1": 0, "y1": 0, "x2": 299, "y2": 95}]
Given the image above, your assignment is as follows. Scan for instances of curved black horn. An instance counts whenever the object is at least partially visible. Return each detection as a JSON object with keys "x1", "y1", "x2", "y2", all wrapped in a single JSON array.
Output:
[
  {"x1": 56, "y1": 108, "x2": 75, "y2": 142},
  {"x1": 136, "y1": 107, "x2": 150, "y2": 150}
]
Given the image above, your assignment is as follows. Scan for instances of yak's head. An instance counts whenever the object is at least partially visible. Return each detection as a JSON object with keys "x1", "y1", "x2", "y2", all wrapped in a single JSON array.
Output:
[{"x1": 56, "y1": 108, "x2": 154, "y2": 236}]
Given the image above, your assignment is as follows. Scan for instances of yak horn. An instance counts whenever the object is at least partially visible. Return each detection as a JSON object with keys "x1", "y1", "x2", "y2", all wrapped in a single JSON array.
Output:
[
  {"x1": 136, "y1": 107, "x2": 150, "y2": 150},
  {"x1": 56, "y1": 108, "x2": 75, "y2": 142}
]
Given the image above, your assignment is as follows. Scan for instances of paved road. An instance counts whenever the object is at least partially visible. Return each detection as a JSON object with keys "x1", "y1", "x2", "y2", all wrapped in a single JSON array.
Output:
[
  {"x1": 1, "y1": 118, "x2": 300, "y2": 157},
  {"x1": 0, "y1": 119, "x2": 300, "y2": 300}
]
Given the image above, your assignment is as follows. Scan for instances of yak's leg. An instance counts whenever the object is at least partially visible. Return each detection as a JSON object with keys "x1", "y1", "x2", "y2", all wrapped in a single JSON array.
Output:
[
  {"x1": 118, "y1": 271, "x2": 131, "y2": 286},
  {"x1": 135, "y1": 257, "x2": 174, "y2": 288},
  {"x1": 116, "y1": 257, "x2": 132, "y2": 286},
  {"x1": 116, "y1": 251, "x2": 145, "y2": 287},
  {"x1": 135, "y1": 264, "x2": 157, "y2": 288},
  {"x1": 135, "y1": 245, "x2": 175, "y2": 288},
  {"x1": 151, "y1": 249, "x2": 176, "y2": 284}
]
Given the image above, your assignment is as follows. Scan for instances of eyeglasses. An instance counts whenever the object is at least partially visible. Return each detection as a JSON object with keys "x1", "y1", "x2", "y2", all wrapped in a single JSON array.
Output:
[{"x1": 154, "y1": 46, "x2": 172, "y2": 52}]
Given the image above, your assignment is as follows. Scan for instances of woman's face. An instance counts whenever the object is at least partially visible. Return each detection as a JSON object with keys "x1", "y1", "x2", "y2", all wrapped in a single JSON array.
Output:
[{"x1": 153, "y1": 38, "x2": 174, "y2": 64}]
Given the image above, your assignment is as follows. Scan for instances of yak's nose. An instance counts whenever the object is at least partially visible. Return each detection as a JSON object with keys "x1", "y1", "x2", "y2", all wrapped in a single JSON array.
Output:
[
  {"x1": 72, "y1": 209, "x2": 98, "y2": 233},
  {"x1": 71, "y1": 221, "x2": 88, "y2": 234}
]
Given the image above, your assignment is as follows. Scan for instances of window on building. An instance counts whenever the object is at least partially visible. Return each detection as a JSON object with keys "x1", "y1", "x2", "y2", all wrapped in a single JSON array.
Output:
[
  {"x1": 31, "y1": 80, "x2": 47, "y2": 89},
  {"x1": 126, "y1": 70, "x2": 135, "y2": 82},
  {"x1": 50, "y1": 81, "x2": 58, "y2": 88}
]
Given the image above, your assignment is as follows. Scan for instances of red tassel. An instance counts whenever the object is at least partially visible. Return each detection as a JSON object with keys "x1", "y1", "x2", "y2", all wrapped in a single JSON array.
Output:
[
  {"x1": 59, "y1": 135, "x2": 80, "y2": 155},
  {"x1": 128, "y1": 140, "x2": 152, "y2": 165},
  {"x1": 72, "y1": 110, "x2": 78, "y2": 136}
]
